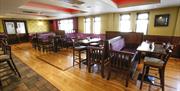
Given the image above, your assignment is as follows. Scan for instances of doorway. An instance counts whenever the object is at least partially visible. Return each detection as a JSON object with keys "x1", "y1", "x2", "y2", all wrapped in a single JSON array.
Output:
[{"x1": 3, "y1": 20, "x2": 29, "y2": 44}]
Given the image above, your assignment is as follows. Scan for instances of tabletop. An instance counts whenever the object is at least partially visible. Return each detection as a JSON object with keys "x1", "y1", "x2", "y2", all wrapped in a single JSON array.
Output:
[{"x1": 137, "y1": 41, "x2": 167, "y2": 54}]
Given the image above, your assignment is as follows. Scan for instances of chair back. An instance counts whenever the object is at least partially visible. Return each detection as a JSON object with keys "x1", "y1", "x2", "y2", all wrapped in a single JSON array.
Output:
[
  {"x1": 31, "y1": 37, "x2": 38, "y2": 44},
  {"x1": 1, "y1": 40, "x2": 8, "y2": 54},
  {"x1": 161, "y1": 48, "x2": 172, "y2": 68},
  {"x1": 109, "y1": 50, "x2": 137, "y2": 71},
  {"x1": 87, "y1": 46, "x2": 105, "y2": 63},
  {"x1": 4, "y1": 45, "x2": 12, "y2": 57},
  {"x1": 72, "y1": 38, "x2": 81, "y2": 47},
  {"x1": 109, "y1": 50, "x2": 138, "y2": 78}
]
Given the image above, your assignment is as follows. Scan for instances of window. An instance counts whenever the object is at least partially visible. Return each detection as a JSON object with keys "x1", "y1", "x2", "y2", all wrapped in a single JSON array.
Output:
[
  {"x1": 119, "y1": 14, "x2": 131, "y2": 32},
  {"x1": 93, "y1": 17, "x2": 101, "y2": 34},
  {"x1": 58, "y1": 19, "x2": 74, "y2": 33},
  {"x1": 136, "y1": 13, "x2": 149, "y2": 35},
  {"x1": 84, "y1": 18, "x2": 91, "y2": 33},
  {"x1": 5, "y1": 22, "x2": 16, "y2": 34},
  {"x1": 16, "y1": 22, "x2": 26, "y2": 34}
]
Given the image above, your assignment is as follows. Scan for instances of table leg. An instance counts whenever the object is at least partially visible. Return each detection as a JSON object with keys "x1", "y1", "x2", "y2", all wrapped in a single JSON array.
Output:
[
  {"x1": 137, "y1": 51, "x2": 141, "y2": 64},
  {"x1": 0, "y1": 81, "x2": 2, "y2": 90}
]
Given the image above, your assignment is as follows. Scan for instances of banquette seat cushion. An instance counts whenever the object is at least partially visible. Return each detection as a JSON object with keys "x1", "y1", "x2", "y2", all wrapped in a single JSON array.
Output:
[{"x1": 110, "y1": 38, "x2": 125, "y2": 51}]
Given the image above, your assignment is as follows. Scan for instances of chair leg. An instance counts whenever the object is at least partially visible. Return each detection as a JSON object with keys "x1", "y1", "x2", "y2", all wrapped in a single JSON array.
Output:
[
  {"x1": 7, "y1": 60, "x2": 17, "y2": 75},
  {"x1": 159, "y1": 68, "x2": 165, "y2": 91},
  {"x1": 42, "y1": 46, "x2": 45, "y2": 52},
  {"x1": 140, "y1": 65, "x2": 146, "y2": 90},
  {"x1": 107, "y1": 62, "x2": 111, "y2": 80},
  {"x1": 79, "y1": 51, "x2": 81, "y2": 69},
  {"x1": 126, "y1": 72, "x2": 130, "y2": 87},
  {"x1": 0, "y1": 81, "x2": 2, "y2": 91},
  {"x1": 88, "y1": 59, "x2": 91, "y2": 73},
  {"x1": 10, "y1": 59, "x2": 21, "y2": 78},
  {"x1": 73, "y1": 50, "x2": 75, "y2": 67},
  {"x1": 38, "y1": 46, "x2": 41, "y2": 51},
  {"x1": 101, "y1": 64, "x2": 105, "y2": 78}
]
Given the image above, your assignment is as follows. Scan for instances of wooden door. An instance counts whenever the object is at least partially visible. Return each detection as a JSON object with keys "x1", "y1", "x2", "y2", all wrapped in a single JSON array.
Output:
[{"x1": 4, "y1": 20, "x2": 29, "y2": 44}]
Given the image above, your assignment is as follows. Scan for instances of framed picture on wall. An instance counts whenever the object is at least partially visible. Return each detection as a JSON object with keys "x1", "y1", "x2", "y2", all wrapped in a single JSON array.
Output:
[{"x1": 154, "y1": 14, "x2": 170, "y2": 26}]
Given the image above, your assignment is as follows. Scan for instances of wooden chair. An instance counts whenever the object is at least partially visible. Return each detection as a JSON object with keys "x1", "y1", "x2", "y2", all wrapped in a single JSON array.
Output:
[
  {"x1": 0, "y1": 44, "x2": 21, "y2": 88},
  {"x1": 140, "y1": 48, "x2": 172, "y2": 91},
  {"x1": 107, "y1": 50, "x2": 138, "y2": 87},
  {"x1": 38, "y1": 36, "x2": 54, "y2": 52},
  {"x1": 87, "y1": 46, "x2": 109, "y2": 78},
  {"x1": 0, "y1": 81, "x2": 2, "y2": 90},
  {"x1": 31, "y1": 37, "x2": 38, "y2": 49},
  {"x1": 72, "y1": 39, "x2": 87, "y2": 68}
]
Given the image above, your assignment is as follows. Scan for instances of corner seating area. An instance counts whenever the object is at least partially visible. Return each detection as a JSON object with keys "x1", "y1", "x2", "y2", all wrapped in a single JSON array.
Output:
[
  {"x1": 105, "y1": 32, "x2": 142, "y2": 87},
  {"x1": 105, "y1": 31, "x2": 173, "y2": 90}
]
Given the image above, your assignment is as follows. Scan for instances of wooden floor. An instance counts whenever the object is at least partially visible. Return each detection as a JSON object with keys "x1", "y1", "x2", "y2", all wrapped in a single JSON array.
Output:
[{"x1": 11, "y1": 43, "x2": 180, "y2": 91}]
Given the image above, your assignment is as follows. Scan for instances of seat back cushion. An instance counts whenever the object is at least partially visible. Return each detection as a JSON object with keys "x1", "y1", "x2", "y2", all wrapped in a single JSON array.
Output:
[{"x1": 110, "y1": 38, "x2": 125, "y2": 51}]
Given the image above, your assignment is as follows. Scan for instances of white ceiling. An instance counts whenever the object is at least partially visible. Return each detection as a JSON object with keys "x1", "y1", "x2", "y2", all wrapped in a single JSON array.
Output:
[{"x1": 0, "y1": 0, "x2": 180, "y2": 20}]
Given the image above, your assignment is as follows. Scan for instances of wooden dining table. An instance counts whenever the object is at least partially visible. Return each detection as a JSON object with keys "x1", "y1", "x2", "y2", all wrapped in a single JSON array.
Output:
[
  {"x1": 78, "y1": 38, "x2": 101, "y2": 46},
  {"x1": 137, "y1": 41, "x2": 167, "y2": 54},
  {"x1": 136, "y1": 41, "x2": 168, "y2": 64},
  {"x1": 76, "y1": 38, "x2": 101, "y2": 65}
]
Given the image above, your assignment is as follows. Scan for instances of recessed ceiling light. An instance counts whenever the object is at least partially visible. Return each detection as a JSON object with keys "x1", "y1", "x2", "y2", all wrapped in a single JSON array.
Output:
[
  {"x1": 72, "y1": 5, "x2": 79, "y2": 8},
  {"x1": 87, "y1": 6, "x2": 91, "y2": 8}
]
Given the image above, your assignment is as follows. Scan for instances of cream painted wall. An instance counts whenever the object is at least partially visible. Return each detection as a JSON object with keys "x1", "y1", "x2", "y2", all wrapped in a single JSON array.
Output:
[
  {"x1": 78, "y1": 13, "x2": 119, "y2": 34},
  {"x1": 100, "y1": 14, "x2": 108, "y2": 33},
  {"x1": 78, "y1": 7, "x2": 180, "y2": 36},
  {"x1": 148, "y1": 7, "x2": 179, "y2": 36},
  {"x1": 113, "y1": 13, "x2": 120, "y2": 32},
  {"x1": 174, "y1": 8, "x2": 180, "y2": 36},
  {"x1": 78, "y1": 14, "x2": 109, "y2": 34},
  {"x1": 27, "y1": 20, "x2": 50, "y2": 33},
  {"x1": 0, "y1": 19, "x2": 3, "y2": 33}
]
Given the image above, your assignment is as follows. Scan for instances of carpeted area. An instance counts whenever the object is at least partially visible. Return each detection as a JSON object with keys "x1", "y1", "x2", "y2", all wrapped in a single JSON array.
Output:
[{"x1": 0, "y1": 55, "x2": 59, "y2": 91}]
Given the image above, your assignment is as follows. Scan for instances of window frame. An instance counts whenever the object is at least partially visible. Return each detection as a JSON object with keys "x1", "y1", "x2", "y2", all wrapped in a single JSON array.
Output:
[
  {"x1": 58, "y1": 19, "x2": 74, "y2": 33},
  {"x1": 119, "y1": 13, "x2": 132, "y2": 32},
  {"x1": 93, "y1": 16, "x2": 101, "y2": 34},
  {"x1": 135, "y1": 12, "x2": 149, "y2": 35},
  {"x1": 84, "y1": 17, "x2": 91, "y2": 34}
]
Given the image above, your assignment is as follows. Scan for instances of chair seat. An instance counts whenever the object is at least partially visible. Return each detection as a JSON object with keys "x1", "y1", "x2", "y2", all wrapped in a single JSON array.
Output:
[
  {"x1": 0, "y1": 55, "x2": 10, "y2": 61},
  {"x1": 74, "y1": 46, "x2": 86, "y2": 51},
  {"x1": 144, "y1": 57, "x2": 164, "y2": 67}
]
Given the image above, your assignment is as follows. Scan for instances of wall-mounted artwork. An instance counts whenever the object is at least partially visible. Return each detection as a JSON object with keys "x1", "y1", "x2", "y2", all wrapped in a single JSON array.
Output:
[{"x1": 154, "y1": 14, "x2": 170, "y2": 26}]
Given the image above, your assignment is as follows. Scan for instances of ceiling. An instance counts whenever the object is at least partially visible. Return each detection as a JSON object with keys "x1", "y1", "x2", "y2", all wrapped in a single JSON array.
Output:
[{"x1": 0, "y1": 0, "x2": 180, "y2": 20}]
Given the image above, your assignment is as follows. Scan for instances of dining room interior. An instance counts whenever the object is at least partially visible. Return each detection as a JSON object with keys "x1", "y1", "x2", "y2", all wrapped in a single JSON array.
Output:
[{"x1": 0, "y1": 0, "x2": 180, "y2": 91}]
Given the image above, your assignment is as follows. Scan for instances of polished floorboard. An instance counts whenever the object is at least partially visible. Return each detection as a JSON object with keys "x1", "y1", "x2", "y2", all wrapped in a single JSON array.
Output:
[{"x1": 11, "y1": 43, "x2": 180, "y2": 91}]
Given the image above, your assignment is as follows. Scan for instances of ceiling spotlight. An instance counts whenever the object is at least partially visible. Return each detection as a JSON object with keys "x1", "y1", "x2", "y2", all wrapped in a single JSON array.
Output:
[
  {"x1": 87, "y1": 6, "x2": 91, "y2": 8},
  {"x1": 72, "y1": 5, "x2": 79, "y2": 8}
]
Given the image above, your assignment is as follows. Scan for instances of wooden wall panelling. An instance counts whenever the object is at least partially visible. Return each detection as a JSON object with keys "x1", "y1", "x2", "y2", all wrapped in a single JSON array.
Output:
[
  {"x1": 143, "y1": 35, "x2": 173, "y2": 44},
  {"x1": 106, "y1": 31, "x2": 121, "y2": 40},
  {"x1": 171, "y1": 36, "x2": 180, "y2": 58}
]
